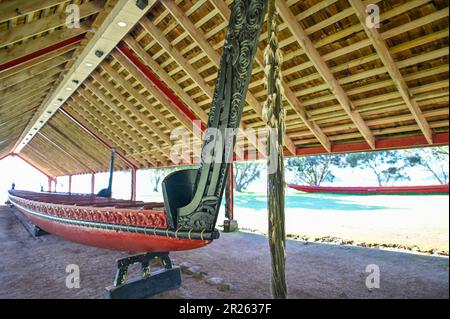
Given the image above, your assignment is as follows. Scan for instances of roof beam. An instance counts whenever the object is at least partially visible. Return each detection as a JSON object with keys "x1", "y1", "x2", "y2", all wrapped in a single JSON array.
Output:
[
  {"x1": 0, "y1": 29, "x2": 86, "y2": 72},
  {"x1": 123, "y1": 35, "x2": 208, "y2": 123},
  {"x1": 276, "y1": 0, "x2": 375, "y2": 149},
  {"x1": 0, "y1": 41, "x2": 77, "y2": 79},
  {"x1": 161, "y1": 1, "x2": 300, "y2": 155},
  {"x1": 0, "y1": 0, "x2": 68, "y2": 24},
  {"x1": 0, "y1": 82, "x2": 55, "y2": 106},
  {"x1": 37, "y1": 131, "x2": 95, "y2": 173},
  {"x1": 0, "y1": 1, "x2": 102, "y2": 49},
  {"x1": 0, "y1": 57, "x2": 68, "y2": 90},
  {"x1": 0, "y1": 78, "x2": 57, "y2": 103},
  {"x1": 59, "y1": 108, "x2": 138, "y2": 169},
  {"x1": 90, "y1": 72, "x2": 178, "y2": 160},
  {"x1": 71, "y1": 93, "x2": 156, "y2": 167},
  {"x1": 112, "y1": 47, "x2": 195, "y2": 132},
  {"x1": 14, "y1": 0, "x2": 157, "y2": 154},
  {"x1": 122, "y1": 36, "x2": 266, "y2": 157},
  {"x1": 349, "y1": 0, "x2": 434, "y2": 144},
  {"x1": 45, "y1": 122, "x2": 105, "y2": 168},
  {"x1": 100, "y1": 59, "x2": 177, "y2": 132},
  {"x1": 21, "y1": 145, "x2": 68, "y2": 176},
  {"x1": 64, "y1": 101, "x2": 151, "y2": 167},
  {"x1": 83, "y1": 80, "x2": 168, "y2": 164},
  {"x1": 137, "y1": 19, "x2": 275, "y2": 156}
]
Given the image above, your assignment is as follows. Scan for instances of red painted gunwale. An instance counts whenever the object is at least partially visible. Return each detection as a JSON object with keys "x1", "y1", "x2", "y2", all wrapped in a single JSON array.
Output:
[
  {"x1": 8, "y1": 190, "x2": 211, "y2": 252},
  {"x1": 288, "y1": 184, "x2": 449, "y2": 194}
]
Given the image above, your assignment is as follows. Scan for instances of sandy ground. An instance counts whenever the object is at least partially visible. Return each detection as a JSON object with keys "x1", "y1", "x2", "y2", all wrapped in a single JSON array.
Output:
[{"x1": 0, "y1": 206, "x2": 448, "y2": 299}]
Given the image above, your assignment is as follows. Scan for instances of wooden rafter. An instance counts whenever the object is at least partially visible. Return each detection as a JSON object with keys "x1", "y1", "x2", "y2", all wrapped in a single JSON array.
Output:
[
  {"x1": 37, "y1": 131, "x2": 95, "y2": 173},
  {"x1": 158, "y1": 2, "x2": 298, "y2": 155},
  {"x1": 276, "y1": 0, "x2": 375, "y2": 149},
  {"x1": 121, "y1": 37, "x2": 268, "y2": 156},
  {"x1": 84, "y1": 77, "x2": 171, "y2": 163},
  {"x1": 0, "y1": 26, "x2": 87, "y2": 69},
  {"x1": 0, "y1": 1, "x2": 102, "y2": 49},
  {"x1": 64, "y1": 102, "x2": 151, "y2": 167},
  {"x1": 0, "y1": 0, "x2": 68, "y2": 24},
  {"x1": 349, "y1": 0, "x2": 434, "y2": 144},
  {"x1": 71, "y1": 90, "x2": 158, "y2": 166}
]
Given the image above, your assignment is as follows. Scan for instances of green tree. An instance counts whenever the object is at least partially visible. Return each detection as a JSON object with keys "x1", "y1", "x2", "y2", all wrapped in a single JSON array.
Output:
[
  {"x1": 234, "y1": 161, "x2": 264, "y2": 192},
  {"x1": 346, "y1": 151, "x2": 410, "y2": 186},
  {"x1": 405, "y1": 146, "x2": 449, "y2": 184},
  {"x1": 149, "y1": 167, "x2": 176, "y2": 192},
  {"x1": 286, "y1": 155, "x2": 345, "y2": 186}
]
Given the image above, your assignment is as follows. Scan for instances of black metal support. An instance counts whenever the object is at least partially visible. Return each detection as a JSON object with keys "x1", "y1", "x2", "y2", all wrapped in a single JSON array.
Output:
[{"x1": 104, "y1": 252, "x2": 181, "y2": 299}]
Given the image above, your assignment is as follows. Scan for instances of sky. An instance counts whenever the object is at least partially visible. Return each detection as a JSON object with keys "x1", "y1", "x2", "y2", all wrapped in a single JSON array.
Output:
[{"x1": 0, "y1": 150, "x2": 446, "y2": 203}]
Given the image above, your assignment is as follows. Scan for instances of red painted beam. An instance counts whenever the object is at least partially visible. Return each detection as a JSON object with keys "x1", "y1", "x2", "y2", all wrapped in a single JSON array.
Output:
[
  {"x1": 0, "y1": 152, "x2": 11, "y2": 161},
  {"x1": 60, "y1": 108, "x2": 137, "y2": 169},
  {"x1": 117, "y1": 43, "x2": 205, "y2": 132},
  {"x1": 0, "y1": 34, "x2": 85, "y2": 72},
  {"x1": 293, "y1": 132, "x2": 449, "y2": 157}
]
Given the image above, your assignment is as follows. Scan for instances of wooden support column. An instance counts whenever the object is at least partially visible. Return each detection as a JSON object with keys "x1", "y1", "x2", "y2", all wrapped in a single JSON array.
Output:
[
  {"x1": 223, "y1": 162, "x2": 238, "y2": 232},
  {"x1": 265, "y1": 0, "x2": 287, "y2": 299},
  {"x1": 91, "y1": 173, "x2": 95, "y2": 195},
  {"x1": 131, "y1": 167, "x2": 137, "y2": 201},
  {"x1": 53, "y1": 177, "x2": 57, "y2": 192},
  {"x1": 68, "y1": 175, "x2": 72, "y2": 194},
  {"x1": 48, "y1": 177, "x2": 52, "y2": 192}
]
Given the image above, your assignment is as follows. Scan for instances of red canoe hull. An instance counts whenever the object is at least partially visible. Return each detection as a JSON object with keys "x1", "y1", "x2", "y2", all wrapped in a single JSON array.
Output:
[
  {"x1": 288, "y1": 184, "x2": 450, "y2": 194},
  {"x1": 17, "y1": 208, "x2": 210, "y2": 252},
  {"x1": 8, "y1": 191, "x2": 212, "y2": 252}
]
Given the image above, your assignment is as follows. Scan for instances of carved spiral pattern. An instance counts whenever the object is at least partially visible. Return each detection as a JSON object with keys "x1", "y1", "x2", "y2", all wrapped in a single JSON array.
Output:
[{"x1": 180, "y1": 0, "x2": 267, "y2": 231}]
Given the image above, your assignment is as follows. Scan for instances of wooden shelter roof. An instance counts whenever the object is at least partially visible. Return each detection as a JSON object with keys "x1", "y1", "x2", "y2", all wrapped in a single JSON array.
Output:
[{"x1": 0, "y1": 0, "x2": 448, "y2": 177}]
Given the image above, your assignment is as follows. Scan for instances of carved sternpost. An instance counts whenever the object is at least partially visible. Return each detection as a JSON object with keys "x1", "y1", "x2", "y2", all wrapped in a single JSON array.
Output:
[
  {"x1": 171, "y1": 0, "x2": 268, "y2": 232},
  {"x1": 263, "y1": 0, "x2": 287, "y2": 299}
]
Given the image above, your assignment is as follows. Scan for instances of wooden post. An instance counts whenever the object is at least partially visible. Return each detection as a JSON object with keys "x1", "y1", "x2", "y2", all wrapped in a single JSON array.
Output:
[
  {"x1": 131, "y1": 167, "x2": 137, "y2": 201},
  {"x1": 224, "y1": 162, "x2": 238, "y2": 232},
  {"x1": 48, "y1": 177, "x2": 52, "y2": 192},
  {"x1": 264, "y1": 0, "x2": 287, "y2": 299},
  {"x1": 68, "y1": 175, "x2": 72, "y2": 194},
  {"x1": 53, "y1": 177, "x2": 57, "y2": 192},
  {"x1": 91, "y1": 173, "x2": 95, "y2": 195}
]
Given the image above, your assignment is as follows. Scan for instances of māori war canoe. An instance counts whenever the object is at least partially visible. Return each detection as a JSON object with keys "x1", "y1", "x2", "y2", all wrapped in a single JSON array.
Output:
[{"x1": 7, "y1": 0, "x2": 269, "y2": 253}]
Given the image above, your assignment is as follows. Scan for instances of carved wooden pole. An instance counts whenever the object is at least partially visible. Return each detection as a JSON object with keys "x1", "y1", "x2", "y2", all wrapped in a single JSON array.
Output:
[
  {"x1": 224, "y1": 162, "x2": 238, "y2": 232},
  {"x1": 131, "y1": 167, "x2": 137, "y2": 201},
  {"x1": 263, "y1": 0, "x2": 287, "y2": 299}
]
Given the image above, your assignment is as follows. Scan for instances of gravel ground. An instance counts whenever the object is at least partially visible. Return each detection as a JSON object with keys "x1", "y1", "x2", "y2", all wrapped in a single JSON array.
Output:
[{"x1": 0, "y1": 206, "x2": 448, "y2": 299}]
